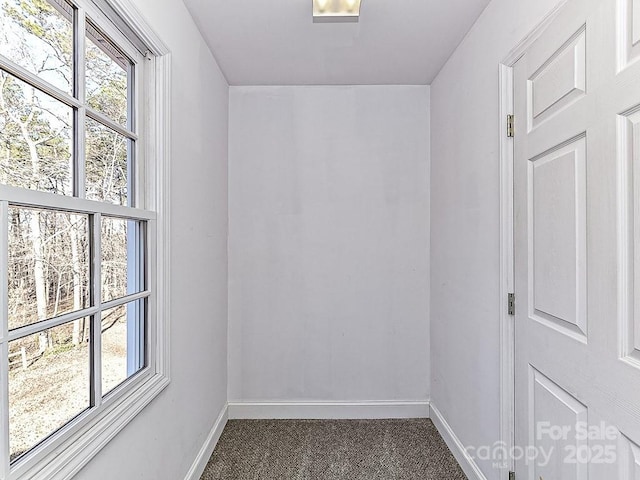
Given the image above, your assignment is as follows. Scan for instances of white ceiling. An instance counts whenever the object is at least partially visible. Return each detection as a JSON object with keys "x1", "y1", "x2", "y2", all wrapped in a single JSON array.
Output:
[{"x1": 182, "y1": 0, "x2": 492, "y2": 86}]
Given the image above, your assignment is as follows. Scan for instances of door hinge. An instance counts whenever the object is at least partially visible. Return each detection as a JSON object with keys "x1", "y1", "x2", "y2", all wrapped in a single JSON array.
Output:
[
  {"x1": 507, "y1": 114, "x2": 515, "y2": 138},
  {"x1": 509, "y1": 471, "x2": 516, "y2": 480},
  {"x1": 508, "y1": 293, "x2": 515, "y2": 316}
]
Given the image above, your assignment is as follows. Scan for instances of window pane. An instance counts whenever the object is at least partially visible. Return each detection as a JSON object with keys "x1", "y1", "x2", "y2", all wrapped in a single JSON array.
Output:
[
  {"x1": 85, "y1": 117, "x2": 129, "y2": 205},
  {"x1": 86, "y1": 22, "x2": 129, "y2": 127},
  {"x1": 101, "y1": 300, "x2": 145, "y2": 396},
  {"x1": 8, "y1": 207, "x2": 90, "y2": 330},
  {"x1": 0, "y1": 71, "x2": 73, "y2": 194},
  {"x1": 9, "y1": 319, "x2": 90, "y2": 461},
  {"x1": 101, "y1": 217, "x2": 144, "y2": 302},
  {"x1": 0, "y1": 0, "x2": 74, "y2": 93}
]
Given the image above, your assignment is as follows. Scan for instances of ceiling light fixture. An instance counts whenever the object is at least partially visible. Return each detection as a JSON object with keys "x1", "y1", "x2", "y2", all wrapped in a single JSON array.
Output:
[{"x1": 313, "y1": 0, "x2": 362, "y2": 23}]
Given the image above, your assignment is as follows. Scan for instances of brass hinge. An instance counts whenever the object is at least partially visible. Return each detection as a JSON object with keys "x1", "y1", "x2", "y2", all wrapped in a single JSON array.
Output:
[
  {"x1": 508, "y1": 293, "x2": 515, "y2": 316},
  {"x1": 507, "y1": 114, "x2": 515, "y2": 138},
  {"x1": 509, "y1": 471, "x2": 516, "y2": 480}
]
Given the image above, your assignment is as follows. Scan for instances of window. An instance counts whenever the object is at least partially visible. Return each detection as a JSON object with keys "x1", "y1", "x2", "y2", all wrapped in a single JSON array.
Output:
[{"x1": 0, "y1": 0, "x2": 169, "y2": 477}]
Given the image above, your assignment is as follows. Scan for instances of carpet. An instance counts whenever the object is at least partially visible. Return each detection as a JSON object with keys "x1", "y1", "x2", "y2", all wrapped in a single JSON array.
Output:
[{"x1": 200, "y1": 418, "x2": 468, "y2": 479}]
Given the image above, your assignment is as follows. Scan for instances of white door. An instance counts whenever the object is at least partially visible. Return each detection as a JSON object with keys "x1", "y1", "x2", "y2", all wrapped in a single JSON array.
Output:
[{"x1": 514, "y1": 0, "x2": 640, "y2": 478}]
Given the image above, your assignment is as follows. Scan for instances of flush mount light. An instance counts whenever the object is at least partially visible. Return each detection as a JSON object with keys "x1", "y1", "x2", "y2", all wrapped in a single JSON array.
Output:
[{"x1": 313, "y1": 0, "x2": 362, "y2": 23}]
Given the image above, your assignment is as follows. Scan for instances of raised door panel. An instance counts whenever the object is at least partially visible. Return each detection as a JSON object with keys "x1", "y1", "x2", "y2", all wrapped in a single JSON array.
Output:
[
  {"x1": 635, "y1": 0, "x2": 640, "y2": 45},
  {"x1": 620, "y1": 0, "x2": 640, "y2": 69},
  {"x1": 528, "y1": 27, "x2": 586, "y2": 129},
  {"x1": 529, "y1": 137, "x2": 587, "y2": 341},
  {"x1": 633, "y1": 114, "x2": 640, "y2": 361},
  {"x1": 530, "y1": 368, "x2": 588, "y2": 480},
  {"x1": 620, "y1": 109, "x2": 640, "y2": 364},
  {"x1": 619, "y1": 435, "x2": 640, "y2": 479}
]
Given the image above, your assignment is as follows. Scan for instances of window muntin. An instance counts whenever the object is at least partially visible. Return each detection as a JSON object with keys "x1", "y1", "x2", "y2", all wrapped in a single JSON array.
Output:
[
  {"x1": 0, "y1": 0, "x2": 155, "y2": 473},
  {"x1": 0, "y1": 0, "x2": 74, "y2": 94},
  {"x1": 0, "y1": 72, "x2": 74, "y2": 195},
  {"x1": 8, "y1": 207, "x2": 90, "y2": 330},
  {"x1": 85, "y1": 117, "x2": 130, "y2": 205},
  {"x1": 101, "y1": 217, "x2": 144, "y2": 302},
  {"x1": 101, "y1": 298, "x2": 145, "y2": 396},
  {"x1": 85, "y1": 21, "x2": 129, "y2": 128},
  {"x1": 8, "y1": 319, "x2": 91, "y2": 462}
]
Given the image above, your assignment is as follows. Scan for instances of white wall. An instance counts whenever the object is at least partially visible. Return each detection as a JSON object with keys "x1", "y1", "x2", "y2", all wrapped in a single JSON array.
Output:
[
  {"x1": 228, "y1": 86, "x2": 430, "y2": 405},
  {"x1": 75, "y1": 0, "x2": 229, "y2": 478},
  {"x1": 429, "y1": 1, "x2": 563, "y2": 479}
]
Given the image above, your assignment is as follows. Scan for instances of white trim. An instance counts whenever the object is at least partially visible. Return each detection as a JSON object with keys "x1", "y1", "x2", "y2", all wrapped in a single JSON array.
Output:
[
  {"x1": 75, "y1": 7, "x2": 87, "y2": 200},
  {"x1": 91, "y1": 0, "x2": 169, "y2": 56},
  {"x1": 183, "y1": 404, "x2": 229, "y2": 480},
  {"x1": 0, "y1": 202, "x2": 9, "y2": 479},
  {"x1": 498, "y1": 61, "x2": 515, "y2": 479},
  {"x1": 0, "y1": 185, "x2": 156, "y2": 220},
  {"x1": 0, "y1": 55, "x2": 82, "y2": 109},
  {"x1": 0, "y1": 0, "x2": 172, "y2": 478},
  {"x1": 497, "y1": 4, "x2": 569, "y2": 479},
  {"x1": 86, "y1": 106, "x2": 138, "y2": 140},
  {"x1": 91, "y1": 212, "x2": 103, "y2": 407},
  {"x1": 429, "y1": 404, "x2": 487, "y2": 480},
  {"x1": 501, "y1": 0, "x2": 570, "y2": 66},
  {"x1": 13, "y1": 374, "x2": 170, "y2": 480},
  {"x1": 101, "y1": 290, "x2": 150, "y2": 311},
  {"x1": 227, "y1": 401, "x2": 430, "y2": 420},
  {"x1": 0, "y1": 202, "x2": 8, "y2": 345},
  {"x1": 150, "y1": 52, "x2": 171, "y2": 382}
]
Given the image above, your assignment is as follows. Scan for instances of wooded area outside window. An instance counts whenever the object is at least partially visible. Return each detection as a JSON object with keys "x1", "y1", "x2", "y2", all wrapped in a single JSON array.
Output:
[{"x1": 0, "y1": 0, "x2": 170, "y2": 478}]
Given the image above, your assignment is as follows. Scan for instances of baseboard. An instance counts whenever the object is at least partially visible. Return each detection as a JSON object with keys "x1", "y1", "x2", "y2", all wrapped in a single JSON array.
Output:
[
  {"x1": 184, "y1": 401, "x2": 488, "y2": 479},
  {"x1": 184, "y1": 403, "x2": 229, "y2": 480},
  {"x1": 430, "y1": 403, "x2": 488, "y2": 480},
  {"x1": 227, "y1": 401, "x2": 430, "y2": 420}
]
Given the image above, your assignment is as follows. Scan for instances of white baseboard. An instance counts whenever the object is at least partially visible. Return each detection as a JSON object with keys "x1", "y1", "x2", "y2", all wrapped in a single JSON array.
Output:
[
  {"x1": 185, "y1": 402, "x2": 489, "y2": 479},
  {"x1": 430, "y1": 403, "x2": 488, "y2": 480},
  {"x1": 184, "y1": 403, "x2": 229, "y2": 480},
  {"x1": 227, "y1": 401, "x2": 430, "y2": 420}
]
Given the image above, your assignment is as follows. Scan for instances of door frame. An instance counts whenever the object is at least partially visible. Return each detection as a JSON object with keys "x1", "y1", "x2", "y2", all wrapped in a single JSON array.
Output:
[{"x1": 497, "y1": 2, "x2": 569, "y2": 477}]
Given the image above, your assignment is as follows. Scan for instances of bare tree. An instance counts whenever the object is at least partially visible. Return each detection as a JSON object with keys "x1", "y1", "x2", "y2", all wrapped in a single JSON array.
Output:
[{"x1": 1, "y1": 0, "x2": 128, "y2": 353}]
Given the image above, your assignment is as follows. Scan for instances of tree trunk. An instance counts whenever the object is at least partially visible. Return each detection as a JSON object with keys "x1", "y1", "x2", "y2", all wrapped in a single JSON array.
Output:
[
  {"x1": 19, "y1": 122, "x2": 49, "y2": 354},
  {"x1": 70, "y1": 224, "x2": 83, "y2": 345},
  {"x1": 29, "y1": 211, "x2": 48, "y2": 354}
]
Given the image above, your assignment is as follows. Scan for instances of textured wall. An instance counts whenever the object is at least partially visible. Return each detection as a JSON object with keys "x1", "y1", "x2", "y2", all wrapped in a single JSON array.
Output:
[
  {"x1": 228, "y1": 86, "x2": 430, "y2": 404},
  {"x1": 75, "y1": 0, "x2": 229, "y2": 478},
  {"x1": 430, "y1": 1, "x2": 564, "y2": 479}
]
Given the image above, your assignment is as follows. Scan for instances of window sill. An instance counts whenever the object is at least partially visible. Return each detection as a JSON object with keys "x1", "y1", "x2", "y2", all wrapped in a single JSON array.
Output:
[{"x1": 12, "y1": 372, "x2": 170, "y2": 480}]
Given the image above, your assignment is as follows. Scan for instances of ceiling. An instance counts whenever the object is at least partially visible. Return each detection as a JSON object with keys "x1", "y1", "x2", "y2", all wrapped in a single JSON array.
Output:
[{"x1": 182, "y1": 0, "x2": 492, "y2": 86}]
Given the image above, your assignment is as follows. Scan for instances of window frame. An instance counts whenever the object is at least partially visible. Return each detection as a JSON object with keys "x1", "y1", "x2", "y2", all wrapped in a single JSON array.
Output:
[{"x1": 0, "y1": 0, "x2": 170, "y2": 478}]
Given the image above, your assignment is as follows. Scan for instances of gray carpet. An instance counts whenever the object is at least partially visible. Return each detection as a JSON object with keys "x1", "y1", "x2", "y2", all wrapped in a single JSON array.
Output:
[{"x1": 200, "y1": 419, "x2": 467, "y2": 480}]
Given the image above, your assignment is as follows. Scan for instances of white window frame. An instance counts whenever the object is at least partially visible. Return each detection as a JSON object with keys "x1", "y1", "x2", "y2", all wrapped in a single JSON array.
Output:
[{"x1": 0, "y1": 1, "x2": 171, "y2": 478}]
